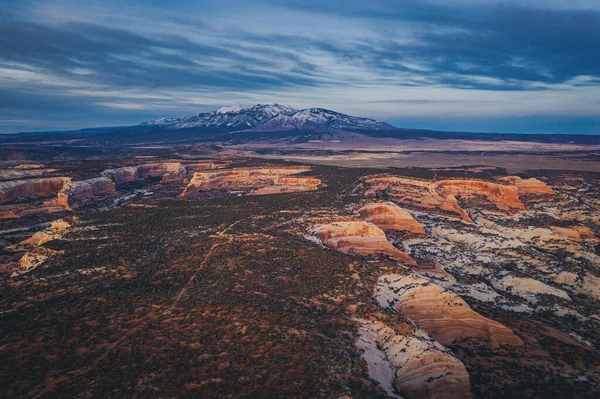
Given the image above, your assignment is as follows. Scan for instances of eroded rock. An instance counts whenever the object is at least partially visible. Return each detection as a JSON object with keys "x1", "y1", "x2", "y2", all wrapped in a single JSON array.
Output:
[
  {"x1": 358, "y1": 319, "x2": 472, "y2": 399},
  {"x1": 311, "y1": 221, "x2": 416, "y2": 265},
  {"x1": 358, "y1": 202, "x2": 426, "y2": 235},
  {"x1": 375, "y1": 274, "x2": 523, "y2": 347}
]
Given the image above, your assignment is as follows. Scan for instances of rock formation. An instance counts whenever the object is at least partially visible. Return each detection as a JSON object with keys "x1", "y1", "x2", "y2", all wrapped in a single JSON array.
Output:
[
  {"x1": 311, "y1": 221, "x2": 416, "y2": 265},
  {"x1": 358, "y1": 319, "x2": 472, "y2": 399},
  {"x1": 56, "y1": 177, "x2": 116, "y2": 209},
  {"x1": 495, "y1": 275, "x2": 571, "y2": 303},
  {"x1": 497, "y1": 176, "x2": 556, "y2": 196},
  {"x1": 103, "y1": 163, "x2": 182, "y2": 184},
  {"x1": 0, "y1": 177, "x2": 69, "y2": 204},
  {"x1": 363, "y1": 176, "x2": 474, "y2": 223},
  {"x1": 181, "y1": 166, "x2": 320, "y2": 196},
  {"x1": 357, "y1": 202, "x2": 426, "y2": 234},
  {"x1": 362, "y1": 175, "x2": 541, "y2": 223},
  {"x1": 375, "y1": 274, "x2": 523, "y2": 347},
  {"x1": 160, "y1": 162, "x2": 221, "y2": 183},
  {"x1": 435, "y1": 179, "x2": 525, "y2": 210}
]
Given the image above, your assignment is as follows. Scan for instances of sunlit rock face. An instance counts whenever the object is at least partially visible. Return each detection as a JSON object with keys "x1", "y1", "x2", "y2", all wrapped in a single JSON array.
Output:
[
  {"x1": 160, "y1": 163, "x2": 222, "y2": 183},
  {"x1": 358, "y1": 202, "x2": 426, "y2": 234},
  {"x1": 311, "y1": 221, "x2": 416, "y2": 265},
  {"x1": 375, "y1": 274, "x2": 523, "y2": 347},
  {"x1": 434, "y1": 179, "x2": 525, "y2": 211},
  {"x1": 497, "y1": 176, "x2": 556, "y2": 197},
  {"x1": 362, "y1": 176, "x2": 541, "y2": 223},
  {"x1": 0, "y1": 177, "x2": 70, "y2": 203},
  {"x1": 363, "y1": 176, "x2": 474, "y2": 223},
  {"x1": 103, "y1": 163, "x2": 182, "y2": 184},
  {"x1": 358, "y1": 319, "x2": 472, "y2": 399},
  {"x1": 57, "y1": 177, "x2": 116, "y2": 209},
  {"x1": 181, "y1": 166, "x2": 320, "y2": 196}
]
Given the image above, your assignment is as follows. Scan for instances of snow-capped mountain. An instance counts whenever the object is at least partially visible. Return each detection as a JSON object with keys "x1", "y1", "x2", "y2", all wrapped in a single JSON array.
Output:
[{"x1": 140, "y1": 104, "x2": 395, "y2": 132}]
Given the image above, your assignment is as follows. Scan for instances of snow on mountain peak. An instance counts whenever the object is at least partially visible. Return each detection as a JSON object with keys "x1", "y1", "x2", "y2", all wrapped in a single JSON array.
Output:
[
  {"x1": 217, "y1": 104, "x2": 242, "y2": 114},
  {"x1": 138, "y1": 103, "x2": 394, "y2": 132}
]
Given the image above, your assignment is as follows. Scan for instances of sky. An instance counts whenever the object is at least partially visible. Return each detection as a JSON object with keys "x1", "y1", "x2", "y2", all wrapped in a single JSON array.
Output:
[{"x1": 1, "y1": 0, "x2": 599, "y2": 134}]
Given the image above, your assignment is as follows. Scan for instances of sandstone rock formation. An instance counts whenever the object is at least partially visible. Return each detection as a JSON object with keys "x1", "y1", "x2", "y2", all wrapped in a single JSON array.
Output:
[
  {"x1": 357, "y1": 202, "x2": 426, "y2": 234},
  {"x1": 435, "y1": 179, "x2": 525, "y2": 210},
  {"x1": 363, "y1": 176, "x2": 474, "y2": 223},
  {"x1": 553, "y1": 271, "x2": 600, "y2": 301},
  {"x1": 495, "y1": 275, "x2": 571, "y2": 303},
  {"x1": 160, "y1": 162, "x2": 221, "y2": 183},
  {"x1": 103, "y1": 163, "x2": 182, "y2": 184},
  {"x1": 497, "y1": 176, "x2": 556, "y2": 196},
  {"x1": 362, "y1": 175, "x2": 540, "y2": 223},
  {"x1": 375, "y1": 274, "x2": 523, "y2": 347},
  {"x1": 358, "y1": 319, "x2": 472, "y2": 399},
  {"x1": 56, "y1": 177, "x2": 116, "y2": 209},
  {"x1": 181, "y1": 167, "x2": 320, "y2": 196},
  {"x1": 0, "y1": 177, "x2": 69, "y2": 204},
  {"x1": 311, "y1": 221, "x2": 416, "y2": 265}
]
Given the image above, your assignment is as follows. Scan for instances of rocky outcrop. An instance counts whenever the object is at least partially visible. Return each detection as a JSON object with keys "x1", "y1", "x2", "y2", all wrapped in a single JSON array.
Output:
[
  {"x1": 495, "y1": 275, "x2": 571, "y2": 303},
  {"x1": 181, "y1": 167, "x2": 319, "y2": 196},
  {"x1": 376, "y1": 274, "x2": 523, "y2": 347},
  {"x1": 358, "y1": 319, "x2": 472, "y2": 399},
  {"x1": 435, "y1": 179, "x2": 525, "y2": 210},
  {"x1": 160, "y1": 162, "x2": 221, "y2": 183},
  {"x1": 497, "y1": 176, "x2": 556, "y2": 196},
  {"x1": 311, "y1": 221, "x2": 416, "y2": 265},
  {"x1": 553, "y1": 271, "x2": 600, "y2": 301},
  {"x1": 103, "y1": 163, "x2": 182, "y2": 184},
  {"x1": 363, "y1": 176, "x2": 474, "y2": 223},
  {"x1": 56, "y1": 177, "x2": 116, "y2": 209},
  {"x1": 358, "y1": 202, "x2": 425, "y2": 234},
  {"x1": 362, "y1": 175, "x2": 536, "y2": 223},
  {"x1": 0, "y1": 177, "x2": 69, "y2": 204}
]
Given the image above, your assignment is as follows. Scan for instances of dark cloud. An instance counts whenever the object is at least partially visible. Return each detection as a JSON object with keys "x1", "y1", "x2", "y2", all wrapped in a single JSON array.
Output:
[{"x1": 0, "y1": 0, "x2": 598, "y2": 133}]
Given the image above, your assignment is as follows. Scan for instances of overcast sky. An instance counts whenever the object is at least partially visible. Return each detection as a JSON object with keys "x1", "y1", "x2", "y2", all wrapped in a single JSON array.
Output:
[{"x1": 1, "y1": 0, "x2": 599, "y2": 134}]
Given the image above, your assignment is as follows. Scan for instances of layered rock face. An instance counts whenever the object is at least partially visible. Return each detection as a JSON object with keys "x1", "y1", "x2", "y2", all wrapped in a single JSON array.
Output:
[
  {"x1": 160, "y1": 162, "x2": 221, "y2": 183},
  {"x1": 181, "y1": 167, "x2": 320, "y2": 196},
  {"x1": 497, "y1": 176, "x2": 556, "y2": 196},
  {"x1": 311, "y1": 221, "x2": 415, "y2": 265},
  {"x1": 358, "y1": 202, "x2": 425, "y2": 234},
  {"x1": 56, "y1": 177, "x2": 116, "y2": 209},
  {"x1": 376, "y1": 274, "x2": 523, "y2": 347},
  {"x1": 359, "y1": 320, "x2": 472, "y2": 399},
  {"x1": 0, "y1": 177, "x2": 69, "y2": 204},
  {"x1": 363, "y1": 176, "x2": 535, "y2": 223},
  {"x1": 363, "y1": 176, "x2": 474, "y2": 223},
  {"x1": 435, "y1": 180, "x2": 525, "y2": 210},
  {"x1": 104, "y1": 163, "x2": 182, "y2": 184}
]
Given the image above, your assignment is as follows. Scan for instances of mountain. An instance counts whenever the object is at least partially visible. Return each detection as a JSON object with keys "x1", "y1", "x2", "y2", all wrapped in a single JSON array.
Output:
[{"x1": 139, "y1": 103, "x2": 395, "y2": 133}]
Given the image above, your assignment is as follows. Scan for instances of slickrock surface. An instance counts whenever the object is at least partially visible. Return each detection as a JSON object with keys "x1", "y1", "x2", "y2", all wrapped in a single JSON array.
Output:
[
  {"x1": 0, "y1": 177, "x2": 69, "y2": 203},
  {"x1": 181, "y1": 166, "x2": 319, "y2": 196},
  {"x1": 358, "y1": 202, "x2": 426, "y2": 234},
  {"x1": 497, "y1": 176, "x2": 556, "y2": 196},
  {"x1": 375, "y1": 274, "x2": 523, "y2": 347},
  {"x1": 553, "y1": 271, "x2": 600, "y2": 301},
  {"x1": 311, "y1": 221, "x2": 416, "y2": 265},
  {"x1": 495, "y1": 275, "x2": 571, "y2": 303},
  {"x1": 358, "y1": 320, "x2": 472, "y2": 399}
]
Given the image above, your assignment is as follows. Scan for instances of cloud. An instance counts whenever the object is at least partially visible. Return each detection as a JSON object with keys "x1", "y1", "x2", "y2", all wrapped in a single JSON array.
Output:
[{"x1": 0, "y1": 0, "x2": 599, "y2": 133}]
